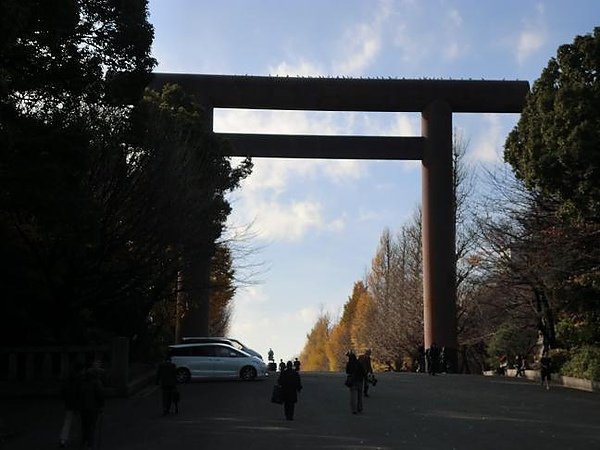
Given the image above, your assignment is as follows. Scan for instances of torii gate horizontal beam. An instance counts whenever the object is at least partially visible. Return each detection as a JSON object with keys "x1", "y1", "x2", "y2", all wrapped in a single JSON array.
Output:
[
  {"x1": 150, "y1": 73, "x2": 529, "y2": 113},
  {"x1": 217, "y1": 133, "x2": 424, "y2": 160}
]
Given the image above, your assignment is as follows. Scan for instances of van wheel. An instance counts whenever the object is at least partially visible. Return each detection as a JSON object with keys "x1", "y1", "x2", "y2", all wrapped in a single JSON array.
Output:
[
  {"x1": 176, "y1": 368, "x2": 191, "y2": 384},
  {"x1": 240, "y1": 366, "x2": 257, "y2": 380}
]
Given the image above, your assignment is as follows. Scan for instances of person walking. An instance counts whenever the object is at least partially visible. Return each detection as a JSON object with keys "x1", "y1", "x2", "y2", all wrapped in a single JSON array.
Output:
[
  {"x1": 417, "y1": 344, "x2": 425, "y2": 373},
  {"x1": 76, "y1": 363, "x2": 105, "y2": 450},
  {"x1": 540, "y1": 352, "x2": 552, "y2": 390},
  {"x1": 515, "y1": 355, "x2": 526, "y2": 377},
  {"x1": 440, "y1": 347, "x2": 447, "y2": 373},
  {"x1": 293, "y1": 357, "x2": 301, "y2": 372},
  {"x1": 58, "y1": 362, "x2": 83, "y2": 448},
  {"x1": 426, "y1": 343, "x2": 440, "y2": 376},
  {"x1": 346, "y1": 352, "x2": 366, "y2": 414},
  {"x1": 358, "y1": 349, "x2": 373, "y2": 397},
  {"x1": 156, "y1": 356, "x2": 178, "y2": 415},
  {"x1": 279, "y1": 359, "x2": 286, "y2": 372},
  {"x1": 278, "y1": 361, "x2": 302, "y2": 420},
  {"x1": 498, "y1": 354, "x2": 508, "y2": 376}
]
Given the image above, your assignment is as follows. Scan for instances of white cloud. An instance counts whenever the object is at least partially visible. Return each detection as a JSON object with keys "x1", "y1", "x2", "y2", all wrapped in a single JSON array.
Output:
[
  {"x1": 322, "y1": 160, "x2": 365, "y2": 183},
  {"x1": 227, "y1": 160, "x2": 360, "y2": 244},
  {"x1": 441, "y1": 8, "x2": 465, "y2": 62},
  {"x1": 234, "y1": 158, "x2": 364, "y2": 197},
  {"x1": 326, "y1": 216, "x2": 346, "y2": 233},
  {"x1": 261, "y1": 200, "x2": 323, "y2": 240},
  {"x1": 514, "y1": 6, "x2": 547, "y2": 65},
  {"x1": 448, "y1": 9, "x2": 463, "y2": 28},
  {"x1": 401, "y1": 160, "x2": 421, "y2": 172},
  {"x1": 268, "y1": 60, "x2": 325, "y2": 77},
  {"x1": 334, "y1": 0, "x2": 392, "y2": 74},
  {"x1": 391, "y1": 21, "x2": 422, "y2": 66},
  {"x1": 229, "y1": 303, "x2": 328, "y2": 360},
  {"x1": 214, "y1": 108, "x2": 338, "y2": 135},
  {"x1": 238, "y1": 158, "x2": 319, "y2": 195},
  {"x1": 444, "y1": 41, "x2": 460, "y2": 61},
  {"x1": 516, "y1": 29, "x2": 545, "y2": 64},
  {"x1": 234, "y1": 285, "x2": 268, "y2": 307},
  {"x1": 469, "y1": 114, "x2": 503, "y2": 164},
  {"x1": 536, "y1": 3, "x2": 545, "y2": 15},
  {"x1": 358, "y1": 209, "x2": 383, "y2": 222},
  {"x1": 390, "y1": 113, "x2": 418, "y2": 136},
  {"x1": 296, "y1": 306, "x2": 320, "y2": 325},
  {"x1": 231, "y1": 191, "x2": 347, "y2": 242},
  {"x1": 262, "y1": 199, "x2": 343, "y2": 241},
  {"x1": 390, "y1": 3, "x2": 467, "y2": 67},
  {"x1": 336, "y1": 23, "x2": 381, "y2": 74}
]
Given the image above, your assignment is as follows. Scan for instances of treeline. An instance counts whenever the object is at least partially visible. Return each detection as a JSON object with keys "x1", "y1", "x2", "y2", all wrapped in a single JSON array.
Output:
[
  {"x1": 301, "y1": 28, "x2": 600, "y2": 380},
  {"x1": 0, "y1": 1, "x2": 251, "y2": 352}
]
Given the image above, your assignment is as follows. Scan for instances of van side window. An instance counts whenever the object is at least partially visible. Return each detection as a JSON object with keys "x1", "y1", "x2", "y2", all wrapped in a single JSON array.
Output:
[
  {"x1": 169, "y1": 346, "x2": 191, "y2": 357},
  {"x1": 214, "y1": 346, "x2": 241, "y2": 358},
  {"x1": 191, "y1": 346, "x2": 216, "y2": 357}
]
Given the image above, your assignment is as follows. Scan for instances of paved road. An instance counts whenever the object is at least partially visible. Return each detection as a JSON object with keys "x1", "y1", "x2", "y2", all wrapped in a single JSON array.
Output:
[{"x1": 2, "y1": 372, "x2": 599, "y2": 449}]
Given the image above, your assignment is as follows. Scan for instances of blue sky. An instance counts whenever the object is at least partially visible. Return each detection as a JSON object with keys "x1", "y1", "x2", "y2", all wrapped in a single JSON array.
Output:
[{"x1": 148, "y1": 0, "x2": 600, "y2": 361}]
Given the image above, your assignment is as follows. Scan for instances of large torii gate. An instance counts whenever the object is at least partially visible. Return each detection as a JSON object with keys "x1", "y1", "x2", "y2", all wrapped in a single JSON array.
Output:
[{"x1": 151, "y1": 73, "x2": 529, "y2": 369}]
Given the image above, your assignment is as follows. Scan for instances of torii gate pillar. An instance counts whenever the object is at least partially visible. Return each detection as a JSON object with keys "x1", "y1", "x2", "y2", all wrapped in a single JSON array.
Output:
[{"x1": 422, "y1": 100, "x2": 457, "y2": 369}]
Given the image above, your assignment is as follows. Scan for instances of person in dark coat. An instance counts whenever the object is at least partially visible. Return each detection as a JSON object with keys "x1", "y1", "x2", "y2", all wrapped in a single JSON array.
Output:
[
  {"x1": 156, "y1": 356, "x2": 178, "y2": 415},
  {"x1": 293, "y1": 357, "x2": 301, "y2": 372},
  {"x1": 358, "y1": 349, "x2": 373, "y2": 397},
  {"x1": 426, "y1": 343, "x2": 440, "y2": 376},
  {"x1": 277, "y1": 361, "x2": 302, "y2": 420},
  {"x1": 515, "y1": 354, "x2": 525, "y2": 377},
  {"x1": 59, "y1": 362, "x2": 83, "y2": 448},
  {"x1": 76, "y1": 365, "x2": 105, "y2": 450},
  {"x1": 417, "y1": 344, "x2": 425, "y2": 373},
  {"x1": 345, "y1": 352, "x2": 366, "y2": 414},
  {"x1": 540, "y1": 352, "x2": 552, "y2": 390}
]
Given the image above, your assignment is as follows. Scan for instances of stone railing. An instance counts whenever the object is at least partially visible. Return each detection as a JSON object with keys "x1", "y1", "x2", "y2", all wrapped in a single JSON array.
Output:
[
  {"x1": 0, "y1": 337, "x2": 130, "y2": 394},
  {"x1": 484, "y1": 368, "x2": 599, "y2": 393}
]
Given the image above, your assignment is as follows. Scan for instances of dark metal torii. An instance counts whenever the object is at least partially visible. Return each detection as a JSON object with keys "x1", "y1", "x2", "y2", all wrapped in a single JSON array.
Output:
[{"x1": 150, "y1": 73, "x2": 529, "y2": 369}]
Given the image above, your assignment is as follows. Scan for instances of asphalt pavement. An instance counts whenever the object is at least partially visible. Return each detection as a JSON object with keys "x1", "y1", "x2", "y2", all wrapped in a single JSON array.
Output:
[{"x1": 2, "y1": 371, "x2": 599, "y2": 449}]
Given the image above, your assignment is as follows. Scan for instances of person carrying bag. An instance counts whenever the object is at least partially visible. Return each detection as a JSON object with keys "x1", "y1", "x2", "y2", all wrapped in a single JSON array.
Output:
[
  {"x1": 271, "y1": 383, "x2": 283, "y2": 404},
  {"x1": 345, "y1": 351, "x2": 365, "y2": 414},
  {"x1": 277, "y1": 361, "x2": 302, "y2": 420}
]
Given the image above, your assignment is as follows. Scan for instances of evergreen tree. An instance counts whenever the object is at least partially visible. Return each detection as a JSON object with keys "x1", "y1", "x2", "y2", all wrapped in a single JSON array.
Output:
[
  {"x1": 505, "y1": 27, "x2": 600, "y2": 221},
  {"x1": 0, "y1": 0, "x2": 155, "y2": 344}
]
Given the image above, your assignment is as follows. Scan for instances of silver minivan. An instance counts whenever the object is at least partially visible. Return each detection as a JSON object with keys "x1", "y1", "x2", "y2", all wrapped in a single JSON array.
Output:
[
  {"x1": 168, "y1": 343, "x2": 269, "y2": 382},
  {"x1": 181, "y1": 336, "x2": 263, "y2": 360}
]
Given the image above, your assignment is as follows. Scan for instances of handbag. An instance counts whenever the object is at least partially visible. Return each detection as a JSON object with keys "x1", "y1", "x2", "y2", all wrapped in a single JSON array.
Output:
[
  {"x1": 172, "y1": 387, "x2": 180, "y2": 402},
  {"x1": 344, "y1": 375, "x2": 353, "y2": 387},
  {"x1": 271, "y1": 384, "x2": 283, "y2": 404},
  {"x1": 367, "y1": 373, "x2": 377, "y2": 386}
]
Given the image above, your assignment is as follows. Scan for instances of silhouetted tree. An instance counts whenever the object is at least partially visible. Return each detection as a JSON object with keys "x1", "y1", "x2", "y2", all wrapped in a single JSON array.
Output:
[
  {"x1": 0, "y1": 0, "x2": 155, "y2": 344},
  {"x1": 0, "y1": 2, "x2": 252, "y2": 346},
  {"x1": 209, "y1": 244, "x2": 237, "y2": 336},
  {"x1": 505, "y1": 27, "x2": 600, "y2": 221}
]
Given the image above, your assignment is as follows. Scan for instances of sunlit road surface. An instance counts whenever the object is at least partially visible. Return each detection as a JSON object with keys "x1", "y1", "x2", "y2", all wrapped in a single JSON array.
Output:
[{"x1": 3, "y1": 371, "x2": 599, "y2": 449}]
